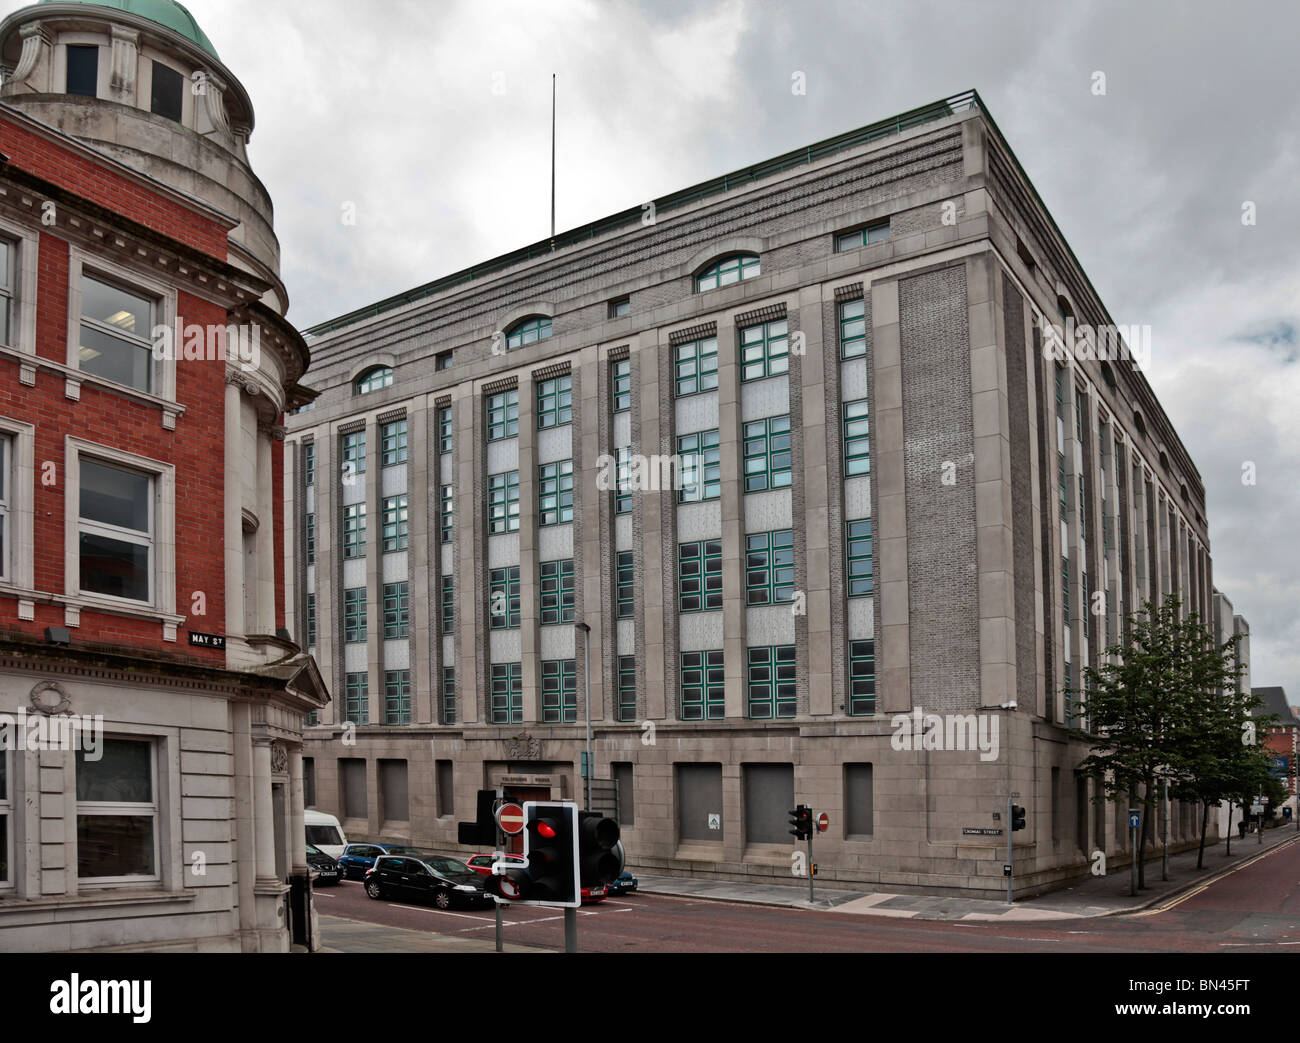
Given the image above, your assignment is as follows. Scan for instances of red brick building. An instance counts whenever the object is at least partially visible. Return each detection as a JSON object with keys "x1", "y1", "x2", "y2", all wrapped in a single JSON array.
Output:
[
  {"x1": 0, "y1": 0, "x2": 324, "y2": 951},
  {"x1": 1253, "y1": 687, "x2": 1298, "y2": 810}
]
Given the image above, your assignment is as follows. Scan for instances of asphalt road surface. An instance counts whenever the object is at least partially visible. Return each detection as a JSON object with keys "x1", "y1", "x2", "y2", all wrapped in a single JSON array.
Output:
[{"x1": 315, "y1": 840, "x2": 1300, "y2": 953}]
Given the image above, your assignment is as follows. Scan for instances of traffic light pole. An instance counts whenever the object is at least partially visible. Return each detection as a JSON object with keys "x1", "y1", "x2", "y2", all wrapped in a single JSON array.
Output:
[
  {"x1": 564, "y1": 907, "x2": 577, "y2": 953},
  {"x1": 1005, "y1": 796, "x2": 1013, "y2": 905},
  {"x1": 807, "y1": 832, "x2": 814, "y2": 903}
]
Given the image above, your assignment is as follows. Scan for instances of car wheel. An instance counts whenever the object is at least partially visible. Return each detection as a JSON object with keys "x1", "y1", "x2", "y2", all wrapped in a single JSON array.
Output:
[
  {"x1": 434, "y1": 889, "x2": 452, "y2": 910},
  {"x1": 365, "y1": 879, "x2": 382, "y2": 900}
]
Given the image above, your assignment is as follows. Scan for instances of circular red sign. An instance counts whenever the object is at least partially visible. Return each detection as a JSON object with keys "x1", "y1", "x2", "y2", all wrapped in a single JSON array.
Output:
[
  {"x1": 817, "y1": 812, "x2": 829, "y2": 833},
  {"x1": 496, "y1": 802, "x2": 526, "y2": 835}
]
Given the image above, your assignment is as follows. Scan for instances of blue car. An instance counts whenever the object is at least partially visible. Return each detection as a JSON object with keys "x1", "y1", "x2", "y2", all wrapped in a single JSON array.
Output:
[
  {"x1": 607, "y1": 871, "x2": 638, "y2": 896},
  {"x1": 336, "y1": 842, "x2": 422, "y2": 881}
]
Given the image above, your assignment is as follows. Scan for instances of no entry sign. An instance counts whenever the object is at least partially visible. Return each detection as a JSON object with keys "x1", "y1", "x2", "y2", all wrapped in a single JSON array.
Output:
[
  {"x1": 496, "y1": 802, "x2": 525, "y2": 835},
  {"x1": 816, "y1": 812, "x2": 829, "y2": 833}
]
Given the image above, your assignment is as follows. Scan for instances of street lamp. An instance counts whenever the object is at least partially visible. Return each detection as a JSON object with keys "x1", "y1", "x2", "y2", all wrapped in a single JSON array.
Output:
[{"x1": 575, "y1": 621, "x2": 592, "y2": 810}]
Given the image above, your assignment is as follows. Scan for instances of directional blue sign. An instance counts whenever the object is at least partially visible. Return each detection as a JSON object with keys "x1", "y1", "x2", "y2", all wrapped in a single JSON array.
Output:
[{"x1": 1128, "y1": 811, "x2": 1141, "y2": 829}]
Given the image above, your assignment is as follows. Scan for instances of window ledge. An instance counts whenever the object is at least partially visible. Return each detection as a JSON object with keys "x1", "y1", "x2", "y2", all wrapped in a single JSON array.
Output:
[
  {"x1": 0, "y1": 888, "x2": 197, "y2": 913},
  {"x1": 56, "y1": 593, "x2": 185, "y2": 642},
  {"x1": 0, "y1": 583, "x2": 43, "y2": 620},
  {"x1": 0, "y1": 344, "x2": 185, "y2": 430}
]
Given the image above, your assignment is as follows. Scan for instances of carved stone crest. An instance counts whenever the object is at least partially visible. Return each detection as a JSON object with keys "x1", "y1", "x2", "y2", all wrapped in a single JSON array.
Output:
[
  {"x1": 29, "y1": 680, "x2": 71, "y2": 716},
  {"x1": 271, "y1": 740, "x2": 289, "y2": 774},
  {"x1": 505, "y1": 731, "x2": 541, "y2": 760}
]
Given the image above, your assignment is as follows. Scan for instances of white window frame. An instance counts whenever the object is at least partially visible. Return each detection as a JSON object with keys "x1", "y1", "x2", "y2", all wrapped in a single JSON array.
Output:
[
  {"x1": 74, "y1": 736, "x2": 161, "y2": 886},
  {"x1": 0, "y1": 215, "x2": 41, "y2": 379},
  {"x1": 65, "y1": 246, "x2": 179, "y2": 424},
  {"x1": 0, "y1": 747, "x2": 11, "y2": 890},
  {"x1": 64, "y1": 436, "x2": 179, "y2": 638},
  {"x1": 0, "y1": 416, "x2": 36, "y2": 614}
]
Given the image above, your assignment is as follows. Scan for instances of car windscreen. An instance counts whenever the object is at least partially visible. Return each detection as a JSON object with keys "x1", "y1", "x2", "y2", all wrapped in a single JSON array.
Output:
[
  {"x1": 306, "y1": 825, "x2": 342, "y2": 847},
  {"x1": 306, "y1": 843, "x2": 323, "y2": 856},
  {"x1": 423, "y1": 858, "x2": 479, "y2": 881}
]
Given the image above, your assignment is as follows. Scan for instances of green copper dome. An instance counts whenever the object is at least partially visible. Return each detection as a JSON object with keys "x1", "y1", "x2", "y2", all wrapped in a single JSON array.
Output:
[{"x1": 39, "y1": 0, "x2": 218, "y2": 59}]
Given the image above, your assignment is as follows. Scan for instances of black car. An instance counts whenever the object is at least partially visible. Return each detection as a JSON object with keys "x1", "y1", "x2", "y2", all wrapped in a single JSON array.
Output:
[
  {"x1": 306, "y1": 842, "x2": 341, "y2": 886},
  {"x1": 364, "y1": 854, "x2": 491, "y2": 909}
]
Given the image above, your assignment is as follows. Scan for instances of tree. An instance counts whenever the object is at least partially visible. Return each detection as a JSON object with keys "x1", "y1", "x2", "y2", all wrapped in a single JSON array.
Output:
[{"x1": 1073, "y1": 595, "x2": 1239, "y2": 888}]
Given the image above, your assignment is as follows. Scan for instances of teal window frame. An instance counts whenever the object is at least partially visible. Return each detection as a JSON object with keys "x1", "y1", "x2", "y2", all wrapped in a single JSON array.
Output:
[
  {"x1": 677, "y1": 429, "x2": 720, "y2": 502},
  {"x1": 355, "y1": 366, "x2": 393, "y2": 395},
  {"x1": 611, "y1": 358, "x2": 631, "y2": 412},
  {"x1": 695, "y1": 254, "x2": 759, "y2": 292},
  {"x1": 742, "y1": 415, "x2": 792, "y2": 493},
  {"x1": 440, "y1": 484, "x2": 454, "y2": 544},
  {"x1": 441, "y1": 666, "x2": 456, "y2": 725},
  {"x1": 539, "y1": 559, "x2": 575, "y2": 625},
  {"x1": 487, "y1": 470, "x2": 520, "y2": 533},
  {"x1": 674, "y1": 337, "x2": 718, "y2": 397},
  {"x1": 846, "y1": 519, "x2": 873, "y2": 597},
  {"x1": 680, "y1": 650, "x2": 724, "y2": 721},
  {"x1": 849, "y1": 639, "x2": 875, "y2": 715},
  {"x1": 614, "y1": 447, "x2": 632, "y2": 515},
  {"x1": 609, "y1": 297, "x2": 630, "y2": 319},
  {"x1": 305, "y1": 592, "x2": 316, "y2": 648},
  {"x1": 739, "y1": 318, "x2": 789, "y2": 382},
  {"x1": 384, "y1": 670, "x2": 411, "y2": 725},
  {"x1": 441, "y1": 574, "x2": 455, "y2": 635},
  {"x1": 491, "y1": 662, "x2": 523, "y2": 724},
  {"x1": 747, "y1": 644, "x2": 796, "y2": 719},
  {"x1": 839, "y1": 297, "x2": 867, "y2": 359},
  {"x1": 438, "y1": 405, "x2": 453, "y2": 454},
  {"x1": 303, "y1": 442, "x2": 314, "y2": 486},
  {"x1": 382, "y1": 581, "x2": 409, "y2": 639},
  {"x1": 506, "y1": 316, "x2": 552, "y2": 349},
  {"x1": 305, "y1": 512, "x2": 315, "y2": 565},
  {"x1": 488, "y1": 566, "x2": 520, "y2": 629},
  {"x1": 341, "y1": 431, "x2": 366, "y2": 476},
  {"x1": 343, "y1": 587, "x2": 366, "y2": 643},
  {"x1": 744, "y1": 529, "x2": 795, "y2": 606},
  {"x1": 541, "y1": 659, "x2": 577, "y2": 723},
  {"x1": 342, "y1": 504, "x2": 366, "y2": 559},
  {"x1": 834, "y1": 220, "x2": 890, "y2": 252},
  {"x1": 617, "y1": 655, "x2": 637, "y2": 722},
  {"x1": 381, "y1": 494, "x2": 408, "y2": 553},
  {"x1": 616, "y1": 551, "x2": 634, "y2": 619},
  {"x1": 536, "y1": 374, "x2": 573, "y2": 429},
  {"x1": 843, "y1": 399, "x2": 870, "y2": 476},
  {"x1": 538, "y1": 460, "x2": 574, "y2": 526},
  {"x1": 486, "y1": 390, "x2": 519, "y2": 441},
  {"x1": 345, "y1": 672, "x2": 368, "y2": 725},
  {"x1": 380, "y1": 419, "x2": 408, "y2": 467},
  {"x1": 678, "y1": 539, "x2": 722, "y2": 612}
]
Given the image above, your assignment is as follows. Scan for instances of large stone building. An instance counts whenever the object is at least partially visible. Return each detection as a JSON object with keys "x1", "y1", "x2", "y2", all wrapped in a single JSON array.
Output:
[
  {"x1": 287, "y1": 91, "x2": 1215, "y2": 898},
  {"x1": 0, "y1": 0, "x2": 323, "y2": 950}
]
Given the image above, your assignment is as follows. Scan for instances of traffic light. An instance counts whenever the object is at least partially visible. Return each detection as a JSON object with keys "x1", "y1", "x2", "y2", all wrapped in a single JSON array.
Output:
[
  {"x1": 578, "y1": 812, "x2": 622, "y2": 887},
  {"x1": 788, "y1": 804, "x2": 812, "y2": 840},
  {"x1": 493, "y1": 801, "x2": 580, "y2": 907},
  {"x1": 1011, "y1": 804, "x2": 1027, "y2": 831}
]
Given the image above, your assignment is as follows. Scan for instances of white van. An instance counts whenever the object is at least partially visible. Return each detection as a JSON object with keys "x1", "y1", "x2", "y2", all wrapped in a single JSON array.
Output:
[{"x1": 304, "y1": 810, "x2": 347, "y2": 860}]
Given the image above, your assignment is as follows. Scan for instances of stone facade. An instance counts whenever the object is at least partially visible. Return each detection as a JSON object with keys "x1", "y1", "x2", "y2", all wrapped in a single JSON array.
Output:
[{"x1": 288, "y1": 94, "x2": 1214, "y2": 898}]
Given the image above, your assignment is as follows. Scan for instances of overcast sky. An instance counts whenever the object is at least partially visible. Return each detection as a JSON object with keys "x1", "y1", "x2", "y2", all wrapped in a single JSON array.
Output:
[{"x1": 42, "y1": 0, "x2": 1300, "y2": 701}]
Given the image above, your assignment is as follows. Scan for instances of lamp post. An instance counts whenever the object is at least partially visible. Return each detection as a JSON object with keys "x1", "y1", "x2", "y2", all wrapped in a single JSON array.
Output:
[{"x1": 576, "y1": 621, "x2": 592, "y2": 810}]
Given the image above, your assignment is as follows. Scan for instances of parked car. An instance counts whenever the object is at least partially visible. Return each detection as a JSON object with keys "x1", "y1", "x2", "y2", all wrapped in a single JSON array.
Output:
[
  {"x1": 581, "y1": 884, "x2": 607, "y2": 904},
  {"x1": 606, "y1": 871, "x2": 638, "y2": 896},
  {"x1": 304, "y1": 810, "x2": 347, "y2": 860},
  {"x1": 336, "y1": 842, "x2": 422, "y2": 881},
  {"x1": 364, "y1": 855, "x2": 492, "y2": 909},
  {"x1": 465, "y1": 853, "x2": 526, "y2": 877},
  {"x1": 306, "y1": 843, "x2": 341, "y2": 885}
]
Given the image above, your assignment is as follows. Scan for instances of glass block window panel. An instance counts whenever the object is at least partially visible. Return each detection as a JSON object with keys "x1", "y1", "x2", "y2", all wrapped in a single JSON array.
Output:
[
  {"x1": 742, "y1": 416, "x2": 792, "y2": 493},
  {"x1": 617, "y1": 656, "x2": 637, "y2": 722},
  {"x1": 536, "y1": 374, "x2": 573, "y2": 429},
  {"x1": 305, "y1": 512, "x2": 315, "y2": 565},
  {"x1": 343, "y1": 587, "x2": 367, "y2": 643},
  {"x1": 78, "y1": 458, "x2": 152, "y2": 603},
  {"x1": 747, "y1": 645, "x2": 796, "y2": 719},
  {"x1": 541, "y1": 659, "x2": 577, "y2": 723},
  {"x1": 674, "y1": 337, "x2": 718, "y2": 397},
  {"x1": 441, "y1": 666, "x2": 456, "y2": 725},
  {"x1": 491, "y1": 662, "x2": 523, "y2": 724},
  {"x1": 303, "y1": 442, "x2": 315, "y2": 486},
  {"x1": 487, "y1": 390, "x2": 519, "y2": 440},
  {"x1": 341, "y1": 430, "x2": 367, "y2": 475},
  {"x1": 383, "y1": 581, "x2": 409, "y2": 639},
  {"x1": 839, "y1": 297, "x2": 867, "y2": 359},
  {"x1": 381, "y1": 495, "x2": 408, "y2": 553},
  {"x1": 745, "y1": 529, "x2": 795, "y2": 606},
  {"x1": 539, "y1": 558, "x2": 575, "y2": 625},
  {"x1": 440, "y1": 484, "x2": 454, "y2": 544},
  {"x1": 696, "y1": 254, "x2": 759, "y2": 291},
  {"x1": 680, "y1": 650, "x2": 725, "y2": 721},
  {"x1": 739, "y1": 318, "x2": 789, "y2": 382},
  {"x1": 487, "y1": 471, "x2": 520, "y2": 533},
  {"x1": 380, "y1": 419, "x2": 408, "y2": 466},
  {"x1": 846, "y1": 519, "x2": 874, "y2": 597},
  {"x1": 506, "y1": 316, "x2": 552, "y2": 349},
  {"x1": 345, "y1": 672, "x2": 369, "y2": 725},
  {"x1": 677, "y1": 429, "x2": 721, "y2": 502},
  {"x1": 384, "y1": 670, "x2": 411, "y2": 725},
  {"x1": 611, "y1": 358, "x2": 631, "y2": 412},
  {"x1": 79, "y1": 274, "x2": 154, "y2": 392},
  {"x1": 342, "y1": 503, "x2": 366, "y2": 559},
  {"x1": 488, "y1": 566, "x2": 520, "y2": 629},
  {"x1": 678, "y1": 539, "x2": 723, "y2": 612},
  {"x1": 849, "y1": 639, "x2": 876, "y2": 716},
  {"x1": 538, "y1": 460, "x2": 574, "y2": 526},
  {"x1": 438, "y1": 405, "x2": 453, "y2": 454},
  {"x1": 843, "y1": 399, "x2": 871, "y2": 476},
  {"x1": 616, "y1": 551, "x2": 635, "y2": 619},
  {"x1": 305, "y1": 592, "x2": 316, "y2": 648},
  {"x1": 441, "y1": 574, "x2": 456, "y2": 635}
]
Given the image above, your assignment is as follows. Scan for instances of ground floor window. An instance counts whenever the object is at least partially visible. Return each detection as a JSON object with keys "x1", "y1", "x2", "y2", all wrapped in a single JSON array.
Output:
[{"x1": 76, "y1": 738, "x2": 158, "y2": 881}]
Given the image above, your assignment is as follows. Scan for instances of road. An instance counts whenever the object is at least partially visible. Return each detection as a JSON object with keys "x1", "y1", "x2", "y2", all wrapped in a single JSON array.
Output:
[{"x1": 314, "y1": 839, "x2": 1300, "y2": 953}]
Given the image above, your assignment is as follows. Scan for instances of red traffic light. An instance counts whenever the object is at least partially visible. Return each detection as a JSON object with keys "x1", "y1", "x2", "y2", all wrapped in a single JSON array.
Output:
[{"x1": 537, "y1": 821, "x2": 557, "y2": 839}]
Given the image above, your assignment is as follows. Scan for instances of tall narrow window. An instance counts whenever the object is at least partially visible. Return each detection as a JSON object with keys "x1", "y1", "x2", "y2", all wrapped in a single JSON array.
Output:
[
  {"x1": 79, "y1": 458, "x2": 152, "y2": 603},
  {"x1": 742, "y1": 416, "x2": 792, "y2": 492},
  {"x1": 491, "y1": 663, "x2": 523, "y2": 724},
  {"x1": 305, "y1": 593, "x2": 316, "y2": 648},
  {"x1": 843, "y1": 399, "x2": 870, "y2": 476},
  {"x1": 738, "y1": 319, "x2": 789, "y2": 381},
  {"x1": 538, "y1": 461, "x2": 574, "y2": 526},
  {"x1": 341, "y1": 431, "x2": 366, "y2": 476},
  {"x1": 381, "y1": 495, "x2": 408, "y2": 552},
  {"x1": 611, "y1": 359, "x2": 631, "y2": 412},
  {"x1": 617, "y1": 656, "x2": 637, "y2": 722},
  {"x1": 150, "y1": 60, "x2": 183, "y2": 122},
  {"x1": 440, "y1": 484, "x2": 454, "y2": 544},
  {"x1": 674, "y1": 337, "x2": 718, "y2": 397},
  {"x1": 744, "y1": 529, "x2": 795, "y2": 606},
  {"x1": 345, "y1": 673, "x2": 368, "y2": 725},
  {"x1": 616, "y1": 551, "x2": 635, "y2": 619},
  {"x1": 541, "y1": 659, "x2": 577, "y2": 723},
  {"x1": 342, "y1": 504, "x2": 366, "y2": 558},
  {"x1": 539, "y1": 559, "x2": 574, "y2": 625},
  {"x1": 343, "y1": 588, "x2": 367, "y2": 643},
  {"x1": 849, "y1": 640, "x2": 875, "y2": 715},
  {"x1": 441, "y1": 666, "x2": 456, "y2": 725},
  {"x1": 846, "y1": 519, "x2": 873, "y2": 597},
  {"x1": 79, "y1": 275, "x2": 154, "y2": 392},
  {"x1": 487, "y1": 471, "x2": 520, "y2": 533},
  {"x1": 0, "y1": 239, "x2": 13, "y2": 347},
  {"x1": 487, "y1": 391, "x2": 519, "y2": 441},
  {"x1": 0, "y1": 749, "x2": 10, "y2": 886},
  {"x1": 536, "y1": 375, "x2": 572, "y2": 428},
  {"x1": 66, "y1": 45, "x2": 98, "y2": 97},
  {"x1": 438, "y1": 406, "x2": 453, "y2": 454},
  {"x1": 382, "y1": 581, "x2": 409, "y2": 639},
  {"x1": 384, "y1": 670, "x2": 411, "y2": 725},
  {"x1": 839, "y1": 298, "x2": 867, "y2": 359},
  {"x1": 747, "y1": 645, "x2": 796, "y2": 719},
  {"x1": 0, "y1": 435, "x2": 11, "y2": 582},
  {"x1": 678, "y1": 540, "x2": 722, "y2": 612},
  {"x1": 303, "y1": 442, "x2": 315, "y2": 487},
  {"x1": 680, "y1": 650, "x2": 724, "y2": 720},
  {"x1": 441, "y1": 575, "x2": 456, "y2": 634},
  {"x1": 380, "y1": 420, "x2": 407, "y2": 466},
  {"x1": 305, "y1": 512, "x2": 315, "y2": 565},
  {"x1": 677, "y1": 430, "x2": 720, "y2": 502},
  {"x1": 488, "y1": 567, "x2": 520, "y2": 630}
]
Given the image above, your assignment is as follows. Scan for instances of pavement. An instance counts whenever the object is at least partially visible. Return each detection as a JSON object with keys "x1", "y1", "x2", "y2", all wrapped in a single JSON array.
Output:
[
  {"x1": 317, "y1": 912, "x2": 540, "y2": 953},
  {"x1": 636, "y1": 825, "x2": 1300, "y2": 922}
]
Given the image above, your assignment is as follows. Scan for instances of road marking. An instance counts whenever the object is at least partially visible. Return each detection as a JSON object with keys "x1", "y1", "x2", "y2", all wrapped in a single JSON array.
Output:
[
  {"x1": 386, "y1": 904, "x2": 504, "y2": 923},
  {"x1": 1131, "y1": 836, "x2": 1300, "y2": 917}
]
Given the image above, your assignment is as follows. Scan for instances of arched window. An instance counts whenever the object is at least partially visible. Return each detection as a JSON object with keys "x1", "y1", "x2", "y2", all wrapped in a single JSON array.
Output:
[
  {"x1": 506, "y1": 316, "x2": 552, "y2": 350},
  {"x1": 695, "y1": 254, "x2": 760, "y2": 292},
  {"x1": 355, "y1": 366, "x2": 393, "y2": 394}
]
